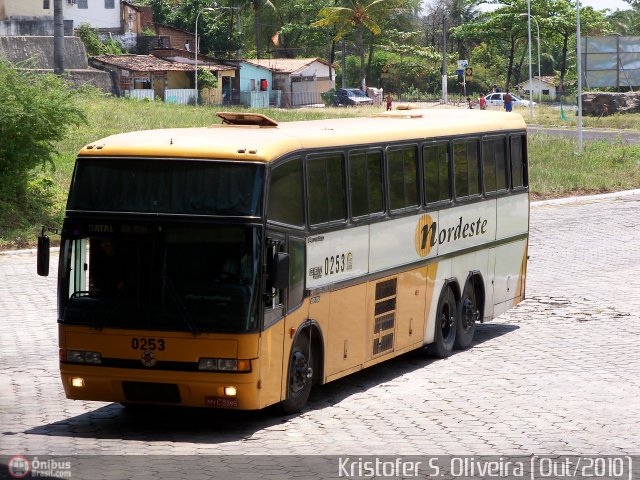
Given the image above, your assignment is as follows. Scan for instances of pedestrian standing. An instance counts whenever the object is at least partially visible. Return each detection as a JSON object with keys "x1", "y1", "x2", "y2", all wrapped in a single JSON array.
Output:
[{"x1": 504, "y1": 90, "x2": 513, "y2": 112}]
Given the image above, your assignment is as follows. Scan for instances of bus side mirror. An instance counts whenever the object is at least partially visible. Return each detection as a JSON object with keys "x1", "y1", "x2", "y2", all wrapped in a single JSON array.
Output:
[
  {"x1": 37, "y1": 233, "x2": 50, "y2": 277},
  {"x1": 271, "y1": 252, "x2": 289, "y2": 290}
]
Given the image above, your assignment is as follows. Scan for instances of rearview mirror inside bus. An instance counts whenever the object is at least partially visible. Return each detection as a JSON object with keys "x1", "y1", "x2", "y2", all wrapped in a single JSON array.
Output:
[
  {"x1": 271, "y1": 252, "x2": 289, "y2": 290},
  {"x1": 37, "y1": 233, "x2": 50, "y2": 277}
]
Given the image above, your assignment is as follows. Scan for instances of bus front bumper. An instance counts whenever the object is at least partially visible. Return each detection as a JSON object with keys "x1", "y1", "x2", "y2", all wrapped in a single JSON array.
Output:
[{"x1": 60, "y1": 363, "x2": 265, "y2": 410}]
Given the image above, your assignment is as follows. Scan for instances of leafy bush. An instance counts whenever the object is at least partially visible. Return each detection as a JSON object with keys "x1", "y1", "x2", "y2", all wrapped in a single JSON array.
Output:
[
  {"x1": 0, "y1": 60, "x2": 85, "y2": 218},
  {"x1": 76, "y1": 23, "x2": 124, "y2": 56},
  {"x1": 197, "y1": 69, "x2": 218, "y2": 90},
  {"x1": 321, "y1": 89, "x2": 336, "y2": 106}
]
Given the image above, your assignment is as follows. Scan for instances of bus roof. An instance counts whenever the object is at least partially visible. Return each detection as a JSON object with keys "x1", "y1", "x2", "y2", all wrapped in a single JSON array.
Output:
[{"x1": 78, "y1": 109, "x2": 527, "y2": 162}]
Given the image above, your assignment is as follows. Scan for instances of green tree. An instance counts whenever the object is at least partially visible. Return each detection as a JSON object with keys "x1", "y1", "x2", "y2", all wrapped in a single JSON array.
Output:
[
  {"x1": 312, "y1": 0, "x2": 405, "y2": 89},
  {"x1": 451, "y1": 0, "x2": 532, "y2": 90},
  {"x1": 0, "y1": 61, "x2": 85, "y2": 200},
  {"x1": 543, "y1": 0, "x2": 608, "y2": 94}
]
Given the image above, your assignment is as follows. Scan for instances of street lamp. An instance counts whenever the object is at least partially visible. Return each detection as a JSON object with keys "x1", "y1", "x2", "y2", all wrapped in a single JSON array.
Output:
[
  {"x1": 576, "y1": 0, "x2": 583, "y2": 152},
  {"x1": 520, "y1": 13, "x2": 541, "y2": 105},
  {"x1": 526, "y1": 0, "x2": 533, "y2": 120},
  {"x1": 194, "y1": 6, "x2": 238, "y2": 104}
]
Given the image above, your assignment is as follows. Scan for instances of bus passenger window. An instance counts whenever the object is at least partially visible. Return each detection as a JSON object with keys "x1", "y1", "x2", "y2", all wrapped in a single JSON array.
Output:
[
  {"x1": 387, "y1": 146, "x2": 419, "y2": 211},
  {"x1": 482, "y1": 136, "x2": 508, "y2": 194},
  {"x1": 453, "y1": 139, "x2": 480, "y2": 198},
  {"x1": 267, "y1": 158, "x2": 304, "y2": 226},
  {"x1": 510, "y1": 135, "x2": 527, "y2": 189},
  {"x1": 349, "y1": 150, "x2": 383, "y2": 217},
  {"x1": 307, "y1": 154, "x2": 346, "y2": 225},
  {"x1": 423, "y1": 143, "x2": 451, "y2": 203}
]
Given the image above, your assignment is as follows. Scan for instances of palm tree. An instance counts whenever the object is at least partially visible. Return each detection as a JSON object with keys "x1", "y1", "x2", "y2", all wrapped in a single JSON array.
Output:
[
  {"x1": 242, "y1": 0, "x2": 276, "y2": 58},
  {"x1": 312, "y1": 0, "x2": 403, "y2": 89}
]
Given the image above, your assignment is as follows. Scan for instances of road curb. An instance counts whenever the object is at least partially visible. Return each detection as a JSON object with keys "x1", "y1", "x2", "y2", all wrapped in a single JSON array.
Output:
[{"x1": 531, "y1": 188, "x2": 640, "y2": 207}]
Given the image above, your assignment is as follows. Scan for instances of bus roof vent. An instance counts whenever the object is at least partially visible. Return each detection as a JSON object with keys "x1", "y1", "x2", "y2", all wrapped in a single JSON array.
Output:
[{"x1": 215, "y1": 112, "x2": 279, "y2": 127}]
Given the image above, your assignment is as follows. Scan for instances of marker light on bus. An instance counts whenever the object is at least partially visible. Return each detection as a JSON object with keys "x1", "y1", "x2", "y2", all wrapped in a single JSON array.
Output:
[
  {"x1": 224, "y1": 386, "x2": 238, "y2": 397},
  {"x1": 198, "y1": 358, "x2": 251, "y2": 372},
  {"x1": 70, "y1": 377, "x2": 85, "y2": 388},
  {"x1": 65, "y1": 350, "x2": 102, "y2": 364}
]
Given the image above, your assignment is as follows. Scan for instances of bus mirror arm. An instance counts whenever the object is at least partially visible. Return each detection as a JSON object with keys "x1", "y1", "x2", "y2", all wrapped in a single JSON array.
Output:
[
  {"x1": 271, "y1": 252, "x2": 290, "y2": 290},
  {"x1": 37, "y1": 226, "x2": 58, "y2": 277}
]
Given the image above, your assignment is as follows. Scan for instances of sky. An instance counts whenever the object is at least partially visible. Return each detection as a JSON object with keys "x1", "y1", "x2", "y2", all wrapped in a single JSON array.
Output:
[
  {"x1": 579, "y1": 0, "x2": 631, "y2": 10},
  {"x1": 470, "y1": 0, "x2": 633, "y2": 13}
]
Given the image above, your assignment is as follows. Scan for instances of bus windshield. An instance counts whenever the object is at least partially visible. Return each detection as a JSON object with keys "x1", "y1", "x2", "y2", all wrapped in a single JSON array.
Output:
[
  {"x1": 60, "y1": 224, "x2": 261, "y2": 333},
  {"x1": 67, "y1": 159, "x2": 264, "y2": 217}
]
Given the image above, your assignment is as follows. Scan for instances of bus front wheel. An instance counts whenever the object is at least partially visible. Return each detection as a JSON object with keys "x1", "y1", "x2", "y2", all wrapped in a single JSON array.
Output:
[
  {"x1": 281, "y1": 333, "x2": 313, "y2": 414},
  {"x1": 428, "y1": 286, "x2": 457, "y2": 358}
]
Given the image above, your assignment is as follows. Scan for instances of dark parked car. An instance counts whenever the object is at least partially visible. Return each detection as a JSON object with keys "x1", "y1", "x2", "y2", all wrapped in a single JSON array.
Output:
[{"x1": 334, "y1": 88, "x2": 374, "y2": 106}]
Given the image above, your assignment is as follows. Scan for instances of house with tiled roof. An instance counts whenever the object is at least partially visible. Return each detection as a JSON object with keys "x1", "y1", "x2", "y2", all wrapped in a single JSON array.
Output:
[
  {"x1": 516, "y1": 75, "x2": 558, "y2": 101},
  {"x1": 90, "y1": 53, "x2": 237, "y2": 104},
  {"x1": 241, "y1": 57, "x2": 335, "y2": 107}
]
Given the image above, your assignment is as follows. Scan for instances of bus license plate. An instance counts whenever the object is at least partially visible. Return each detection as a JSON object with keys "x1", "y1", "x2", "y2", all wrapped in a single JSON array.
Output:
[{"x1": 205, "y1": 397, "x2": 238, "y2": 408}]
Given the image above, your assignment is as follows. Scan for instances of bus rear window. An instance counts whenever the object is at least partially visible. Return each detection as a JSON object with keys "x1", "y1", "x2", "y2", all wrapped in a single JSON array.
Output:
[{"x1": 68, "y1": 159, "x2": 264, "y2": 216}]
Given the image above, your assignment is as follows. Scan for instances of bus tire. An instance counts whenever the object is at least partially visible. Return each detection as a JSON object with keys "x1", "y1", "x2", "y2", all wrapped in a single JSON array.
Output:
[
  {"x1": 428, "y1": 286, "x2": 457, "y2": 358},
  {"x1": 455, "y1": 281, "x2": 478, "y2": 350},
  {"x1": 281, "y1": 333, "x2": 313, "y2": 414}
]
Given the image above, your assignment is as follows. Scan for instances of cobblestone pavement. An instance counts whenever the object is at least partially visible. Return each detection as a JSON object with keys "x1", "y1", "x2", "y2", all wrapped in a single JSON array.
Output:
[{"x1": 1, "y1": 193, "x2": 639, "y2": 458}]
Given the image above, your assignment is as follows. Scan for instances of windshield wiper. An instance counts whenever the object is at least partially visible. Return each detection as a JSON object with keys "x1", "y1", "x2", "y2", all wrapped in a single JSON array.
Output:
[{"x1": 161, "y1": 274, "x2": 200, "y2": 335}]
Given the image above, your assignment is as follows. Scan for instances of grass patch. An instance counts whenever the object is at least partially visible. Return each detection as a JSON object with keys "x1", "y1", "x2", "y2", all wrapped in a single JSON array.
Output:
[
  {"x1": 528, "y1": 134, "x2": 640, "y2": 199},
  {"x1": 2, "y1": 92, "x2": 639, "y2": 249}
]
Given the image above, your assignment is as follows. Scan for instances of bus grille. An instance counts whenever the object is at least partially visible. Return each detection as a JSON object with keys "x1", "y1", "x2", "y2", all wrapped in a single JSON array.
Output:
[
  {"x1": 375, "y1": 279, "x2": 397, "y2": 299},
  {"x1": 122, "y1": 381, "x2": 181, "y2": 403},
  {"x1": 373, "y1": 333, "x2": 394, "y2": 355},
  {"x1": 372, "y1": 278, "x2": 397, "y2": 356}
]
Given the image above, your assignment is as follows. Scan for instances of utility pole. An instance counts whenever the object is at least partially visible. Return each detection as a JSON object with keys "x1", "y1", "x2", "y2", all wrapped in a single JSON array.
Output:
[
  {"x1": 53, "y1": 0, "x2": 64, "y2": 74},
  {"x1": 442, "y1": 16, "x2": 447, "y2": 104}
]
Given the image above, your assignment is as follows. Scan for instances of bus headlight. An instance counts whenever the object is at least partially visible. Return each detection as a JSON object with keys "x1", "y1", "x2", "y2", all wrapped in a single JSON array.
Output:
[
  {"x1": 70, "y1": 377, "x2": 85, "y2": 388},
  {"x1": 198, "y1": 358, "x2": 251, "y2": 372},
  {"x1": 65, "y1": 350, "x2": 102, "y2": 364}
]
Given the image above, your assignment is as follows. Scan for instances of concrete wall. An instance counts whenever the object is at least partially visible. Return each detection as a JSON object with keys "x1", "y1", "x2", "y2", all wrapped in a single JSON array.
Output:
[
  {"x1": 0, "y1": 35, "x2": 88, "y2": 69},
  {"x1": 0, "y1": 35, "x2": 114, "y2": 93},
  {"x1": 0, "y1": 18, "x2": 73, "y2": 36}
]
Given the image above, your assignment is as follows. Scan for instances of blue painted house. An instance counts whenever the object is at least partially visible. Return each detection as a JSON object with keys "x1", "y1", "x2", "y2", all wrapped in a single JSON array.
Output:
[{"x1": 238, "y1": 61, "x2": 273, "y2": 108}]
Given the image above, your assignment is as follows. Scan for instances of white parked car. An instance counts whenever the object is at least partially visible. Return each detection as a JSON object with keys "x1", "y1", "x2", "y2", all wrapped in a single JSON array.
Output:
[{"x1": 483, "y1": 92, "x2": 536, "y2": 107}]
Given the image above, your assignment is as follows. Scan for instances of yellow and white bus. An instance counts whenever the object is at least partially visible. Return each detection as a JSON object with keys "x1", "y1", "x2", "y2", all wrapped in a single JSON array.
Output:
[{"x1": 38, "y1": 109, "x2": 529, "y2": 413}]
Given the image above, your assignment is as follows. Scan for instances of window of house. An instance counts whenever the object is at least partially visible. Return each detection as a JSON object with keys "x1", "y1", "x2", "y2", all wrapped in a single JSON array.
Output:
[
  {"x1": 423, "y1": 142, "x2": 451, "y2": 204},
  {"x1": 387, "y1": 146, "x2": 419, "y2": 211},
  {"x1": 349, "y1": 150, "x2": 383, "y2": 218},
  {"x1": 453, "y1": 139, "x2": 480, "y2": 199},
  {"x1": 307, "y1": 153, "x2": 346, "y2": 225},
  {"x1": 43, "y1": 0, "x2": 50, "y2": 9},
  {"x1": 105, "y1": 0, "x2": 115, "y2": 8},
  {"x1": 267, "y1": 158, "x2": 304, "y2": 227},
  {"x1": 482, "y1": 136, "x2": 508, "y2": 194},
  {"x1": 77, "y1": 0, "x2": 88, "y2": 9}
]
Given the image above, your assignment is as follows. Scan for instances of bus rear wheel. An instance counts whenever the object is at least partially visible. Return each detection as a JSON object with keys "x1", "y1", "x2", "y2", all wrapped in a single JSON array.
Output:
[
  {"x1": 281, "y1": 333, "x2": 313, "y2": 414},
  {"x1": 455, "y1": 281, "x2": 478, "y2": 350},
  {"x1": 428, "y1": 286, "x2": 457, "y2": 358}
]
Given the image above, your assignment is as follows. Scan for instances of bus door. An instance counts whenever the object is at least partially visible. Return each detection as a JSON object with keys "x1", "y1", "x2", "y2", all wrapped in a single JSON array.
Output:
[{"x1": 264, "y1": 235, "x2": 286, "y2": 326}]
